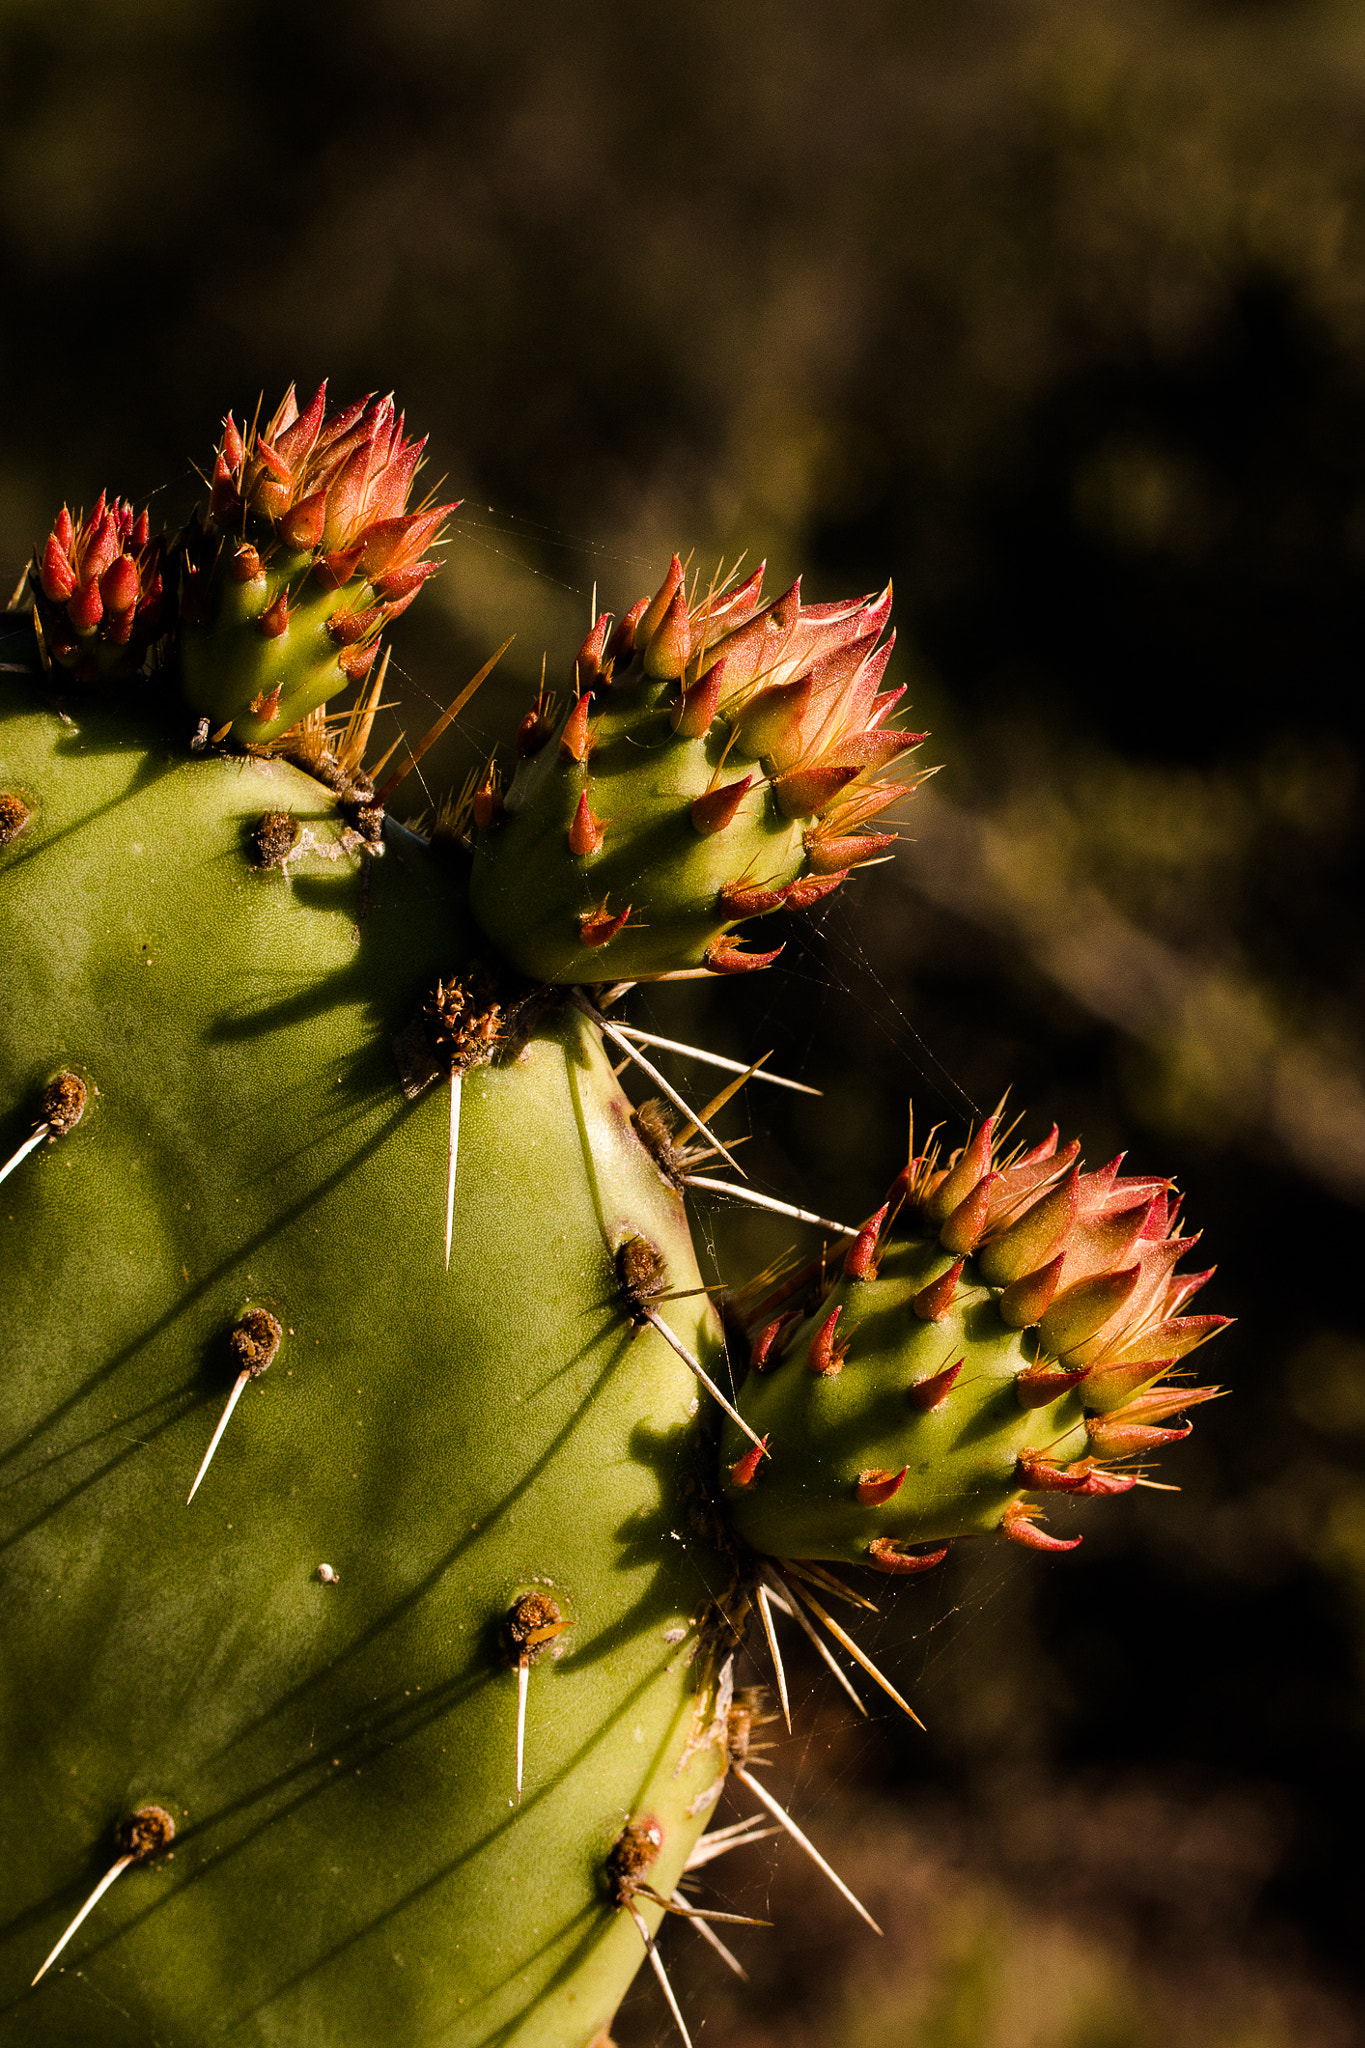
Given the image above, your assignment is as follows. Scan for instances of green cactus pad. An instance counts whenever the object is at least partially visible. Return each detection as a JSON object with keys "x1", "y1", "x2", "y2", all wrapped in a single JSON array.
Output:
[{"x1": 0, "y1": 680, "x2": 738, "y2": 2047}]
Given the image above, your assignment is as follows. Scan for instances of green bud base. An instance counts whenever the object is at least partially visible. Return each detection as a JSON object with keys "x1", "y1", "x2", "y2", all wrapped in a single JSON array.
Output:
[
  {"x1": 470, "y1": 674, "x2": 808, "y2": 982},
  {"x1": 723, "y1": 1238, "x2": 1091, "y2": 1563}
]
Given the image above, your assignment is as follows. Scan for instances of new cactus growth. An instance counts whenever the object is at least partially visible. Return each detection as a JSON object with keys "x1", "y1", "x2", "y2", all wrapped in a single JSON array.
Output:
[
  {"x1": 179, "y1": 384, "x2": 459, "y2": 745},
  {"x1": 32, "y1": 496, "x2": 167, "y2": 682},
  {"x1": 0, "y1": 385, "x2": 1228, "y2": 2047},
  {"x1": 468, "y1": 555, "x2": 928, "y2": 981},
  {"x1": 722, "y1": 1117, "x2": 1228, "y2": 1570}
]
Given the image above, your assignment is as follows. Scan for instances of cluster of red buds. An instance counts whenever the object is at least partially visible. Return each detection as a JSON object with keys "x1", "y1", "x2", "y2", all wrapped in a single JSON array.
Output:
[
  {"x1": 571, "y1": 554, "x2": 926, "y2": 882},
  {"x1": 34, "y1": 496, "x2": 167, "y2": 681},
  {"x1": 202, "y1": 382, "x2": 459, "y2": 641}
]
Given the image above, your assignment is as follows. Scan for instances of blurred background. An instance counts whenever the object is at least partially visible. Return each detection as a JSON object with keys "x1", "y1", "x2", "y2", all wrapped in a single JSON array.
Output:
[{"x1": 3, "y1": 2, "x2": 1365, "y2": 2041}]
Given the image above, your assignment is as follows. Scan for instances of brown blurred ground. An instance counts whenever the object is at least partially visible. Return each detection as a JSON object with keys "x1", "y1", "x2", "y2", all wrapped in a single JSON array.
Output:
[{"x1": 4, "y1": 3, "x2": 1365, "y2": 2042}]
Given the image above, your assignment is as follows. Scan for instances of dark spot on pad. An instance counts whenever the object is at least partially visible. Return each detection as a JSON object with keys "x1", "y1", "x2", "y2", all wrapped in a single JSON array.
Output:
[
  {"x1": 41, "y1": 1071, "x2": 86, "y2": 1135},
  {"x1": 228, "y1": 1308, "x2": 283, "y2": 1379},
  {"x1": 500, "y1": 1591, "x2": 568, "y2": 1666},
  {"x1": 392, "y1": 961, "x2": 553, "y2": 1098},
  {"x1": 116, "y1": 1804, "x2": 176, "y2": 1862},
  {"x1": 252, "y1": 810, "x2": 301, "y2": 868},
  {"x1": 631, "y1": 1099, "x2": 685, "y2": 1185},
  {"x1": 605, "y1": 1815, "x2": 664, "y2": 1906},
  {"x1": 616, "y1": 1235, "x2": 668, "y2": 1321},
  {"x1": 0, "y1": 793, "x2": 30, "y2": 845}
]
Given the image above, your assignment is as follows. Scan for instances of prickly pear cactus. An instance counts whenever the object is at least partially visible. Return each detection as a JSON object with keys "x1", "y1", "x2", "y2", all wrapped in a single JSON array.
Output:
[
  {"x1": 31, "y1": 494, "x2": 168, "y2": 683},
  {"x1": 0, "y1": 386, "x2": 1229, "y2": 2048}
]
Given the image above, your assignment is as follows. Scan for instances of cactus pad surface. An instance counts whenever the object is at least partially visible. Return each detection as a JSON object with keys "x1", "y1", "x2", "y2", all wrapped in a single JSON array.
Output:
[{"x1": 0, "y1": 680, "x2": 738, "y2": 2046}]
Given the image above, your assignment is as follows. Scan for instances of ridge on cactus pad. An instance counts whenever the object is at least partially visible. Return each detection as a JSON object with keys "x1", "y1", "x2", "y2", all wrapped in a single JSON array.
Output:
[
  {"x1": 723, "y1": 1114, "x2": 1229, "y2": 1569},
  {"x1": 468, "y1": 554, "x2": 929, "y2": 982}
]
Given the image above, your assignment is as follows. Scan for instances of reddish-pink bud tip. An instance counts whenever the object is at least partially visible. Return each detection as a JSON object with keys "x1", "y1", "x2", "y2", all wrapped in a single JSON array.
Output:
[
  {"x1": 230, "y1": 543, "x2": 264, "y2": 584},
  {"x1": 750, "y1": 1314, "x2": 798, "y2": 1370},
  {"x1": 855, "y1": 1465, "x2": 907, "y2": 1506},
  {"x1": 472, "y1": 780, "x2": 504, "y2": 831},
  {"x1": 515, "y1": 707, "x2": 554, "y2": 758},
  {"x1": 575, "y1": 613, "x2": 613, "y2": 692},
  {"x1": 1016, "y1": 1455, "x2": 1089, "y2": 1493},
  {"x1": 257, "y1": 589, "x2": 290, "y2": 639},
  {"x1": 568, "y1": 791, "x2": 605, "y2": 857},
  {"x1": 642, "y1": 585, "x2": 692, "y2": 681},
  {"x1": 805, "y1": 830, "x2": 897, "y2": 875},
  {"x1": 98, "y1": 555, "x2": 139, "y2": 617},
  {"x1": 705, "y1": 935, "x2": 784, "y2": 975},
  {"x1": 1015, "y1": 1364, "x2": 1089, "y2": 1408},
  {"x1": 559, "y1": 694, "x2": 594, "y2": 764},
  {"x1": 720, "y1": 879, "x2": 786, "y2": 918},
  {"x1": 867, "y1": 1538, "x2": 949, "y2": 1575},
  {"x1": 68, "y1": 578, "x2": 103, "y2": 633},
  {"x1": 912, "y1": 1259, "x2": 964, "y2": 1321},
  {"x1": 1085, "y1": 1417, "x2": 1192, "y2": 1458},
  {"x1": 1001, "y1": 1504, "x2": 1082, "y2": 1552},
  {"x1": 1068, "y1": 1461, "x2": 1139, "y2": 1497},
  {"x1": 729, "y1": 1436, "x2": 768, "y2": 1489},
  {"x1": 607, "y1": 596, "x2": 650, "y2": 664},
  {"x1": 579, "y1": 902, "x2": 631, "y2": 948},
  {"x1": 337, "y1": 640, "x2": 379, "y2": 681},
  {"x1": 807, "y1": 1306, "x2": 844, "y2": 1376},
  {"x1": 673, "y1": 658, "x2": 725, "y2": 738},
  {"x1": 844, "y1": 1204, "x2": 889, "y2": 1281},
  {"x1": 772, "y1": 762, "x2": 860, "y2": 820},
  {"x1": 280, "y1": 488, "x2": 328, "y2": 552},
  {"x1": 691, "y1": 776, "x2": 753, "y2": 836},
  {"x1": 997, "y1": 1252, "x2": 1066, "y2": 1330},
  {"x1": 783, "y1": 871, "x2": 847, "y2": 909},
  {"x1": 908, "y1": 1356, "x2": 964, "y2": 1411},
  {"x1": 39, "y1": 534, "x2": 76, "y2": 602}
]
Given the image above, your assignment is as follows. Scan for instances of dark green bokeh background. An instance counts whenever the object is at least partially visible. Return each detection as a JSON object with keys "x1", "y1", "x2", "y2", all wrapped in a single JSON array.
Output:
[{"x1": 4, "y1": 4, "x2": 1365, "y2": 2042}]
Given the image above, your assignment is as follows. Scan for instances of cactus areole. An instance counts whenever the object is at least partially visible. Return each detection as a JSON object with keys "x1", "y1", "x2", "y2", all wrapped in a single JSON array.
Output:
[{"x1": 0, "y1": 392, "x2": 1227, "y2": 2048}]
